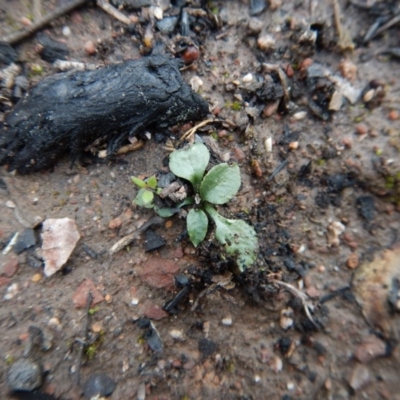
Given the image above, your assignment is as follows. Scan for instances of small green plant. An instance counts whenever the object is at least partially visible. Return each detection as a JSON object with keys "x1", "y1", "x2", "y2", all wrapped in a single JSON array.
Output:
[
  {"x1": 169, "y1": 143, "x2": 258, "y2": 271},
  {"x1": 131, "y1": 143, "x2": 258, "y2": 271},
  {"x1": 131, "y1": 175, "x2": 161, "y2": 209},
  {"x1": 131, "y1": 175, "x2": 187, "y2": 217}
]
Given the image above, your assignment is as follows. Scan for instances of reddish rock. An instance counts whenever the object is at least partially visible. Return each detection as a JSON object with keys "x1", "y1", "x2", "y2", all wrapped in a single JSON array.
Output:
[
  {"x1": 172, "y1": 245, "x2": 184, "y2": 259},
  {"x1": 232, "y1": 147, "x2": 246, "y2": 163},
  {"x1": 182, "y1": 46, "x2": 199, "y2": 65},
  {"x1": 84, "y1": 40, "x2": 96, "y2": 55},
  {"x1": 72, "y1": 279, "x2": 104, "y2": 308},
  {"x1": 0, "y1": 276, "x2": 11, "y2": 287},
  {"x1": 136, "y1": 257, "x2": 180, "y2": 289},
  {"x1": 2, "y1": 256, "x2": 19, "y2": 277},
  {"x1": 108, "y1": 217, "x2": 122, "y2": 230},
  {"x1": 354, "y1": 335, "x2": 386, "y2": 364},
  {"x1": 143, "y1": 303, "x2": 168, "y2": 320}
]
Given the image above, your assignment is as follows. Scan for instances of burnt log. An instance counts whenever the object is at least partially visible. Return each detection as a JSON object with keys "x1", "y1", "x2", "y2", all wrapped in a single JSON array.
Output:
[{"x1": 0, "y1": 55, "x2": 209, "y2": 173}]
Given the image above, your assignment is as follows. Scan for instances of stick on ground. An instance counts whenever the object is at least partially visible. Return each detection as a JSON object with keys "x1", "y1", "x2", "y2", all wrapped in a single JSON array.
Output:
[{"x1": 4, "y1": 0, "x2": 91, "y2": 45}]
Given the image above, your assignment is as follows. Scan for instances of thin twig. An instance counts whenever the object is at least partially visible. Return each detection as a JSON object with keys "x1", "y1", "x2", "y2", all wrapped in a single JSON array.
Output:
[
  {"x1": 75, "y1": 291, "x2": 92, "y2": 386},
  {"x1": 178, "y1": 119, "x2": 214, "y2": 144},
  {"x1": 268, "y1": 159, "x2": 288, "y2": 181},
  {"x1": 109, "y1": 216, "x2": 163, "y2": 255},
  {"x1": 369, "y1": 13, "x2": 400, "y2": 40},
  {"x1": 33, "y1": 0, "x2": 42, "y2": 23},
  {"x1": 271, "y1": 279, "x2": 319, "y2": 329},
  {"x1": 332, "y1": 0, "x2": 355, "y2": 51},
  {"x1": 97, "y1": 0, "x2": 131, "y2": 25},
  {"x1": 4, "y1": 0, "x2": 91, "y2": 45}
]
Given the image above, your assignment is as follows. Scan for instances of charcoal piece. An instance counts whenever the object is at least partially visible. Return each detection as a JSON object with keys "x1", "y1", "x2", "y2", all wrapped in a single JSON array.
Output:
[
  {"x1": 0, "y1": 41, "x2": 17, "y2": 66},
  {"x1": 0, "y1": 55, "x2": 209, "y2": 173},
  {"x1": 198, "y1": 338, "x2": 217, "y2": 356},
  {"x1": 111, "y1": 0, "x2": 151, "y2": 8},
  {"x1": 14, "y1": 228, "x2": 37, "y2": 254},
  {"x1": 356, "y1": 195, "x2": 375, "y2": 221},
  {"x1": 10, "y1": 391, "x2": 58, "y2": 400},
  {"x1": 7, "y1": 359, "x2": 42, "y2": 391},
  {"x1": 37, "y1": 34, "x2": 69, "y2": 63},
  {"x1": 143, "y1": 327, "x2": 163, "y2": 352},
  {"x1": 144, "y1": 230, "x2": 166, "y2": 252}
]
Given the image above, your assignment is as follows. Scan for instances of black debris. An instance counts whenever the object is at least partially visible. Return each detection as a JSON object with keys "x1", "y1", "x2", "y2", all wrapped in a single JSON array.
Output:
[
  {"x1": 144, "y1": 229, "x2": 166, "y2": 252},
  {"x1": 37, "y1": 34, "x2": 69, "y2": 63},
  {"x1": 9, "y1": 391, "x2": 58, "y2": 400},
  {"x1": 163, "y1": 275, "x2": 190, "y2": 314},
  {"x1": 83, "y1": 373, "x2": 116, "y2": 399},
  {"x1": 137, "y1": 318, "x2": 163, "y2": 352},
  {"x1": 277, "y1": 336, "x2": 292, "y2": 357},
  {"x1": 14, "y1": 228, "x2": 37, "y2": 254},
  {"x1": 81, "y1": 243, "x2": 99, "y2": 259},
  {"x1": 143, "y1": 327, "x2": 164, "y2": 353},
  {"x1": 198, "y1": 338, "x2": 217, "y2": 357},
  {"x1": 111, "y1": 0, "x2": 151, "y2": 8},
  {"x1": 0, "y1": 41, "x2": 17, "y2": 66},
  {"x1": 356, "y1": 195, "x2": 375, "y2": 221},
  {"x1": 26, "y1": 252, "x2": 43, "y2": 269},
  {"x1": 0, "y1": 55, "x2": 209, "y2": 173}
]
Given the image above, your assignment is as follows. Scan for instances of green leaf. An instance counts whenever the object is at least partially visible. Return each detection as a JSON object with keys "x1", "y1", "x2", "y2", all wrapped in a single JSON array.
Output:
[
  {"x1": 147, "y1": 175, "x2": 158, "y2": 189},
  {"x1": 200, "y1": 164, "x2": 240, "y2": 205},
  {"x1": 187, "y1": 208, "x2": 208, "y2": 247},
  {"x1": 169, "y1": 143, "x2": 210, "y2": 189},
  {"x1": 134, "y1": 188, "x2": 154, "y2": 208},
  {"x1": 154, "y1": 206, "x2": 178, "y2": 217},
  {"x1": 131, "y1": 176, "x2": 147, "y2": 189},
  {"x1": 204, "y1": 204, "x2": 258, "y2": 272}
]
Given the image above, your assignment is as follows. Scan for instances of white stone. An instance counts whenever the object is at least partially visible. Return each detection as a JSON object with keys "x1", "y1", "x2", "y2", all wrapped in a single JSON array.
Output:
[
  {"x1": 222, "y1": 317, "x2": 233, "y2": 326},
  {"x1": 41, "y1": 218, "x2": 80, "y2": 277}
]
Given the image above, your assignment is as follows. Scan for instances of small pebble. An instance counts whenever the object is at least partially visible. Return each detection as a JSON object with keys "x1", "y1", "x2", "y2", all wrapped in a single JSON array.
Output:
[
  {"x1": 242, "y1": 73, "x2": 253, "y2": 83},
  {"x1": 32, "y1": 273, "x2": 42, "y2": 282},
  {"x1": 131, "y1": 297, "x2": 139, "y2": 306},
  {"x1": 91, "y1": 321, "x2": 103, "y2": 333},
  {"x1": 346, "y1": 253, "x2": 359, "y2": 269},
  {"x1": 48, "y1": 317, "x2": 62, "y2": 331},
  {"x1": 287, "y1": 382, "x2": 295, "y2": 391},
  {"x1": 62, "y1": 26, "x2": 71, "y2": 36},
  {"x1": 222, "y1": 317, "x2": 232, "y2": 326},
  {"x1": 355, "y1": 123, "x2": 369, "y2": 136},
  {"x1": 264, "y1": 137, "x2": 273, "y2": 152},
  {"x1": 153, "y1": 6, "x2": 163, "y2": 20},
  {"x1": 182, "y1": 46, "x2": 200, "y2": 65},
  {"x1": 4, "y1": 283, "x2": 19, "y2": 300},
  {"x1": 293, "y1": 111, "x2": 307, "y2": 120},
  {"x1": 20, "y1": 17, "x2": 32, "y2": 27},
  {"x1": 84, "y1": 40, "x2": 96, "y2": 56},
  {"x1": 339, "y1": 60, "x2": 357, "y2": 81},
  {"x1": 169, "y1": 329, "x2": 184, "y2": 340},
  {"x1": 254, "y1": 374, "x2": 261, "y2": 383},
  {"x1": 257, "y1": 34, "x2": 275, "y2": 51},
  {"x1": 280, "y1": 307, "x2": 294, "y2": 330},
  {"x1": 83, "y1": 373, "x2": 116, "y2": 399},
  {"x1": 6, "y1": 200, "x2": 16, "y2": 208},
  {"x1": 388, "y1": 110, "x2": 399, "y2": 121},
  {"x1": 288, "y1": 141, "x2": 299, "y2": 150},
  {"x1": 8, "y1": 358, "x2": 42, "y2": 391},
  {"x1": 270, "y1": 356, "x2": 283, "y2": 373}
]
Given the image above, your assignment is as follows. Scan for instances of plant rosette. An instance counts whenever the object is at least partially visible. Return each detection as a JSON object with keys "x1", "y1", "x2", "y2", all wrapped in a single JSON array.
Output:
[{"x1": 169, "y1": 142, "x2": 258, "y2": 272}]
